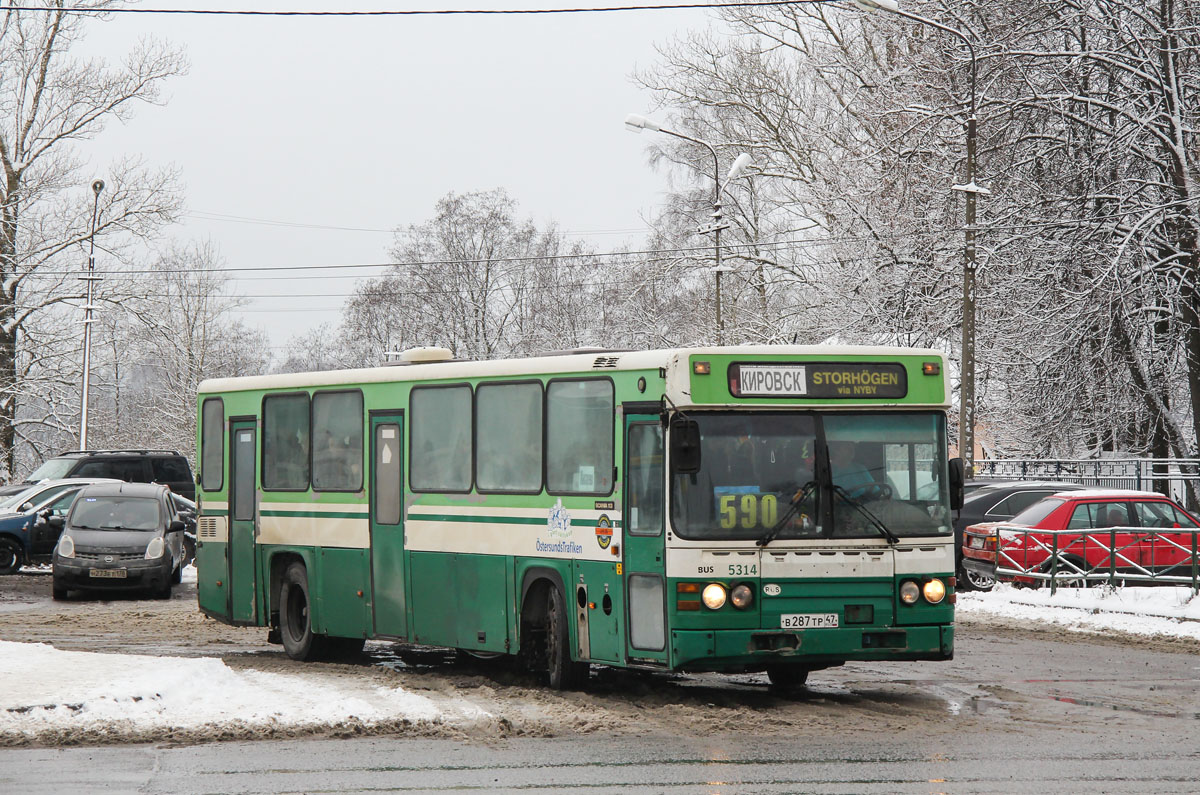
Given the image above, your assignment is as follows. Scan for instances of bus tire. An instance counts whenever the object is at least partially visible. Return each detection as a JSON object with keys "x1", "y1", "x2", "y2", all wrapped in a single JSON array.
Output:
[
  {"x1": 767, "y1": 665, "x2": 809, "y2": 691},
  {"x1": 546, "y1": 585, "x2": 587, "y2": 690},
  {"x1": 280, "y1": 562, "x2": 323, "y2": 661}
]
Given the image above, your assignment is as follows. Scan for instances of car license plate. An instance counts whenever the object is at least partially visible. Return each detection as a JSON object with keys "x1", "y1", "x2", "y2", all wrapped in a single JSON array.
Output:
[
  {"x1": 89, "y1": 569, "x2": 127, "y2": 579},
  {"x1": 781, "y1": 613, "x2": 838, "y2": 629},
  {"x1": 968, "y1": 536, "x2": 984, "y2": 549}
]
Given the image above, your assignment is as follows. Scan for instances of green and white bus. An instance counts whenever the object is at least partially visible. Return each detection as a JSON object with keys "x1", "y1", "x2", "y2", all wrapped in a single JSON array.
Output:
[{"x1": 195, "y1": 345, "x2": 962, "y2": 688}]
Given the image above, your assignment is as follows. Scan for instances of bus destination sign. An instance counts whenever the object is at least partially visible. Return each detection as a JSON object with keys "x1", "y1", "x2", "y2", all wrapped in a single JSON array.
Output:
[{"x1": 728, "y1": 362, "x2": 908, "y2": 399}]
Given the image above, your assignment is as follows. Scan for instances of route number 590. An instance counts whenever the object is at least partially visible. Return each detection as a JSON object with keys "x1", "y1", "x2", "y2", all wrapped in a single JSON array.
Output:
[{"x1": 719, "y1": 493, "x2": 778, "y2": 529}]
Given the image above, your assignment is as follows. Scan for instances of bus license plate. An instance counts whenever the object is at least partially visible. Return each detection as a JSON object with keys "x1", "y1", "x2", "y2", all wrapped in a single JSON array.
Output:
[
  {"x1": 781, "y1": 613, "x2": 838, "y2": 629},
  {"x1": 89, "y1": 569, "x2": 127, "y2": 579}
]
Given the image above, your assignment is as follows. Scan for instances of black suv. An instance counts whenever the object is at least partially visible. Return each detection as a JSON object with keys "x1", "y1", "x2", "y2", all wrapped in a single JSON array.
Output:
[{"x1": 1, "y1": 450, "x2": 194, "y2": 500}]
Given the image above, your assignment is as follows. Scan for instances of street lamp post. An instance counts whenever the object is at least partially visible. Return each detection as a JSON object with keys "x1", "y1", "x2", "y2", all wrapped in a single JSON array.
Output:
[
  {"x1": 853, "y1": 0, "x2": 986, "y2": 478},
  {"x1": 625, "y1": 114, "x2": 751, "y2": 345},
  {"x1": 79, "y1": 179, "x2": 104, "y2": 450}
]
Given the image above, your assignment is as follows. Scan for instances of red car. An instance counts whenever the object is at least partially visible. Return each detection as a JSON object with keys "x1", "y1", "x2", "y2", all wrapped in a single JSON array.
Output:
[{"x1": 962, "y1": 489, "x2": 1200, "y2": 585}]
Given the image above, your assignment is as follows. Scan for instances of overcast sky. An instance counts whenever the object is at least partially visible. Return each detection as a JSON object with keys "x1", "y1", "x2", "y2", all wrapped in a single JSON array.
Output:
[{"x1": 76, "y1": 0, "x2": 715, "y2": 354}]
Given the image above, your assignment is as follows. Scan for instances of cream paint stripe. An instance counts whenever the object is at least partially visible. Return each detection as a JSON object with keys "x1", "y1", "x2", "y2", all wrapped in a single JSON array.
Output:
[
  {"x1": 258, "y1": 514, "x2": 370, "y2": 549},
  {"x1": 408, "y1": 504, "x2": 618, "y2": 520},
  {"x1": 260, "y1": 502, "x2": 369, "y2": 514},
  {"x1": 203, "y1": 501, "x2": 229, "y2": 510},
  {"x1": 406, "y1": 519, "x2": 619, "y2": 562}
]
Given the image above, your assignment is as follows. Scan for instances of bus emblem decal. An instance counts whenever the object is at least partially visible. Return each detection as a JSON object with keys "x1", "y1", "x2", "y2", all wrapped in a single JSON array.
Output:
[
  {"x1": 547, "y1": 499, "x2": 572, "y2": 539},
  {"x1": 595, "y1": 515, "x2": 612, "y2": 549}
]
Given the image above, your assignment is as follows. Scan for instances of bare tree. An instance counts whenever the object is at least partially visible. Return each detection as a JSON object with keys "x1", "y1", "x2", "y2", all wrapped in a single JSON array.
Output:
[{"x1": 0, "y1": 3, "x2": 185, "y2": 476}]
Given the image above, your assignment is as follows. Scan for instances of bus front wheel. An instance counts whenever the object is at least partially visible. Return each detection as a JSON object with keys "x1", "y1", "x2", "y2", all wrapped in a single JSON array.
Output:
[
  {"x1": 546, "y1": 586, "x2": 587, "y2": 690},
  {"x1": 279, "y1": 562, "x2": 323, "y2": 661}
]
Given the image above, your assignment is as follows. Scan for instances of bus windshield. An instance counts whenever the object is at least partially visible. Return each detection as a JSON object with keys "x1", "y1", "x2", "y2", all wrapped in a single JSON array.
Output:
[{"x1": 670, "y1": 411, "x2": 951, "y2": 541}]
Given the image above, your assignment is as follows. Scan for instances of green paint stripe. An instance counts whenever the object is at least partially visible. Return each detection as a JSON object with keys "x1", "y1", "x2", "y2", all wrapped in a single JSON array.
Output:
[
  {"x1": 409, "y1": 513, "x2": 622, "y2": 528},
  {"x1": 261, "y1": 510, "x2": 367, "y2": 520},
  {"x1": 202, "y1": 509, "x2": 229, "y2": 517}
]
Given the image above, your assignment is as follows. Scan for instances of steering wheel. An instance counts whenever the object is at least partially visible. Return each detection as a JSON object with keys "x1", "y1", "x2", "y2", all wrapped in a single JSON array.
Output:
[{"x1": 849, "y1": 482, "x2": 893, "y2": 501}]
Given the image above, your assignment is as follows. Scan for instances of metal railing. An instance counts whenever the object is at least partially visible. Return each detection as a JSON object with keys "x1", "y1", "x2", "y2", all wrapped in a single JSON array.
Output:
[
  {"x1": 975, "y1": 458, "x2": 1200, "y2": 510},
  {"x1": 984, "y1": 525, "x2": 1200, "y2": 595}
]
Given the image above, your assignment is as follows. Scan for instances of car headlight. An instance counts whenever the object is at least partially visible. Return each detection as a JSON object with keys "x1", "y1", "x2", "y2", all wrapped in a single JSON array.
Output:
[
  {"x1": 57, "y1": 535, "x2": 74, "y2": 559},
  {"x1": 899, "y1": 580, "x2": 920, "y2": 605},
  {"x1": 730, "y1": 583, "x2": 754, "y2": 609},
  {"x1": 923, "y1": 578, "x2": 946, "y2": 604},
  {"x1": 702, "y1": 583, "x2": 727, "y2": 610},
  {"x1": 145, "y1": 537, "x2": 164, "y2": 560}
]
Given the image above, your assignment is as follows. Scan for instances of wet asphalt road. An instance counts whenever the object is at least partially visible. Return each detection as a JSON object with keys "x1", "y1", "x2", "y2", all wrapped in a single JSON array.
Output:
[{"x1": 2, "y1": 571, "x2": 1200, "y2": 792}]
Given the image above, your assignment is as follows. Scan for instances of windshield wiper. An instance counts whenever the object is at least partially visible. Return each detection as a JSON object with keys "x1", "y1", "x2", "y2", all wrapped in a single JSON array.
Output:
[
  {"x1": 757, "y1": 480, "x2": 817, "y2": 548},
  {"x1": 832, "y1": 485, "x2": 899, "y2": 545}
]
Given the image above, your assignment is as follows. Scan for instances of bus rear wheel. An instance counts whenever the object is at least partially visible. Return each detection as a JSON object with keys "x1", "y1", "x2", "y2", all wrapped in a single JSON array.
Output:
[
  {"x1": 546, "y1": 586, "x2": 587, "y2": 690},
  {"x1": 279, "y1": 562, "x2": 324, "y2": 661}
]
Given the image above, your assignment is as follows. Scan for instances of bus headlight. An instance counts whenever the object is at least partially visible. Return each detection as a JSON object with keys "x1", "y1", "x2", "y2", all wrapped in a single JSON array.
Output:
[
  {"x1": 731, "y1": 584, "x2": 754, "y2": 609},
  {"x1": 923, "y1": 578, "x2": 946, "y2": 604},
  {"x1": 702, "y1": 583, "x2": 727, "y2": 610},
  {"x1": 899, "y1": 580, "x2": 920, "y2": 605}
]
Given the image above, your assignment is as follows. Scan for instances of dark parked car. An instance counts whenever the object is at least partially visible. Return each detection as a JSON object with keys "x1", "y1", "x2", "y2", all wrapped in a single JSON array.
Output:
[
  {"x1": 51, "y1": 482, "x2": 188, "y2": 600},
  {"x1": 953, "y1": 481, "x2": 1092, "y2": 591},
  {"x1": 0, "y1": 450, "x2": 194, "y2": 500},
  {"x1": 0, "y1": 478, "x2": 121, "y2": 574}
]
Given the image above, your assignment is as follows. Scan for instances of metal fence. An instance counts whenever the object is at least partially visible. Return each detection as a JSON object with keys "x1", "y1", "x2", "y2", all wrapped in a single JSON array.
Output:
[
  {"x1": 975, "y1": 458, "x2": 1200, "y2": 509},
  {"x1": 983, "y1": 525, "x2": 1200, "y2": 595}
]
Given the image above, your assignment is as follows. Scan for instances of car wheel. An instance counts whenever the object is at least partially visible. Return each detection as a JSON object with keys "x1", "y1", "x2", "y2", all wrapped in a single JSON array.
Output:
[
  {"x1": 153, "y1": 581, "x2": 173, "y2": 600},
  {"x1": 767, "y1": 666, "x2": 810, "y2": 692},
  {"x1": 279, "y1": 561, "x2": 325, "y2": 661},
  {"x1": 960, "y1": 565, "x2": 995, "y2": 592},
  {"x1": 52, "y1": 582, "x2": 68, "y2": 601},
  {"x1": 546, "y1": 586, "x2": 587, "y2": 690},
  {"x1": 170, "y1": 559, "x2": 182, "y2": 584},
  {"x1": 0, "y1": 537, "x2": 23, "y2": 575}
]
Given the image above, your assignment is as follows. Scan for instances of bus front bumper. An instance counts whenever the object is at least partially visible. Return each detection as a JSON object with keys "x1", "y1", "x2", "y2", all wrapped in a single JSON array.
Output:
[{"x1": 670, "y1": 624, "x2": 954, "y2": 672}]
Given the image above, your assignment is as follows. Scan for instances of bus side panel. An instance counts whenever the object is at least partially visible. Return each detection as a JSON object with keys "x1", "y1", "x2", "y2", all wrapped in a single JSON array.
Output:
[
  {"x1": 197, "y1": 534, "x2": 228, "y2": 620},
  {"x1": 409, "y1": 551, "x2": 458, "y2": 647},
  {"x1": 316, "y1": 547, "x2": 370, "y2": 639},
  {"x1": 454, "y1": 553, "x2": 510, "y2": 652},
  {"x1": 573, "y1": 559, "x2": 623, "y2": 663}
]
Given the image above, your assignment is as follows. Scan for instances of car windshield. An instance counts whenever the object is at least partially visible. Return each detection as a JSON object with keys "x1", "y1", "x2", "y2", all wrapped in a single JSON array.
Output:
[
  {"x1": 0, "y1": 485, "x2": 44, "y2": 512},
  {"x1": 1007, "y1": 497, "x2": 1064, "y2": 527},
  {"x1": 671, "y1": 411, "x2": 951, "y2": 541},
  {"x1": 70, "y1": 496, "x2": 161, "y2": 531},
  {"x1": 25, "y1": 457, "x2": 76, "y2": 481}
]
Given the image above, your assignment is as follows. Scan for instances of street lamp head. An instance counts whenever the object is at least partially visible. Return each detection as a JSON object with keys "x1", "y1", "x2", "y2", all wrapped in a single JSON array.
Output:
[
  {"x1": 851, "y1": 0, "x2": 901, "y2": 12},
  {"x1": 91, "y1": 179, "x2": 105, "y2": 195},
  {"x1": 624, "y1": 113, "x2": 661, "y2": 133},
  {"x1": 725, "y1": 152, "x2": 753, "y2": 182}
]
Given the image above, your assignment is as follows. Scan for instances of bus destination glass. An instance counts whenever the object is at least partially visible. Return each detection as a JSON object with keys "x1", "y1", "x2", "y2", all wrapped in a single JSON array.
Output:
[{"x1": 728, "y1": 361, "x2": 908, "y2": 399}]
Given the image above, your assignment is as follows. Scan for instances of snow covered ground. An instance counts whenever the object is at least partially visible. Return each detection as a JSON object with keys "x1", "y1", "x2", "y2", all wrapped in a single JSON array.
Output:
[
  {"x1": 1, "y1": 582, "x2": 1197, "y2": 745},
  {"x1": 957, "y1": 583, "x2": 1200, "y2": 641},
  {"x1": 0, "y1": 639, "x2": 497, "y2": 744}
]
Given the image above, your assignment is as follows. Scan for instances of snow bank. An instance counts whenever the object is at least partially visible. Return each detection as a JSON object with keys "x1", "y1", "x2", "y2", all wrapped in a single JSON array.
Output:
[
  {"x1": 957, "y1": 584, "x2": 1200, "y2": 641},
  {"x1": 0, "y1": 640, "x2": 491, "y2": 743}
]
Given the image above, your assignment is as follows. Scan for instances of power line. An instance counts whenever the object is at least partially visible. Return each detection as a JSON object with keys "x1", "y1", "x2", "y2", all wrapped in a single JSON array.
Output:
[
  {"x1": 185, "y1": 209, "x2": 653, "y2": 237},
  {"x1": 25, "y1": 233, "x2": 948, "y2": 277},
  {"x1": 4, "y1": 1, "x2": 824, "y2": 18}
]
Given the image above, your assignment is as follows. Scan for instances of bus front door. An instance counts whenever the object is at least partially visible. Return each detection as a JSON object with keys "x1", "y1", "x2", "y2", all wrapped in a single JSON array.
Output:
[
  {"x1": 623, "y1": 414, "x2": 669, "y2": 665},
  {"x1": 369, "y1": 412, "x2": 407, "y2": 638},
  {"x1": 228, "y1": 420, "x2": 258, "y2": 624}
]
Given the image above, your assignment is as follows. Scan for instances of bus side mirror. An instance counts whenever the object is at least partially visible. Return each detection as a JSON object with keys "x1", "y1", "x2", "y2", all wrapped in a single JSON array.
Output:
[
  {"x1": 671, "y1": 419, "x2": 702, "y2": 474},
  {"x1": 948, "y1": 457, "x2": 965, "y2": 511}
]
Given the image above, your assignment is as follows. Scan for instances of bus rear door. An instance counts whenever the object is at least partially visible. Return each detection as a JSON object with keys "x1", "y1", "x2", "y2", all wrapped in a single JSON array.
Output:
[{"x1": 369, "y1": 412, "x2": 407, "y2": 638}]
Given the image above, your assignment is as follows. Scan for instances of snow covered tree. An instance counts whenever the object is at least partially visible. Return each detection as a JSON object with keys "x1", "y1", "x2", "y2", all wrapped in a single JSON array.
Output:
[{"x1": 0, "y1": 2, "x2": 184, "y2": 476}]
